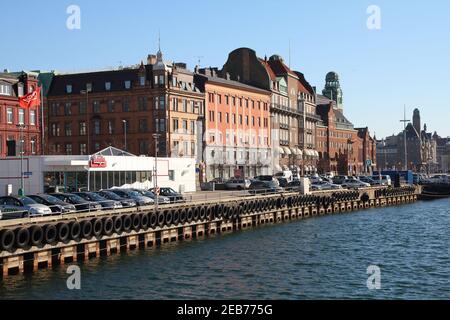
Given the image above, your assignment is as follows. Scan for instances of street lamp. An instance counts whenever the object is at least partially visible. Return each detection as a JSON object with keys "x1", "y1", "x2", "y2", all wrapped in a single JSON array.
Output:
[
  {"x1": 400, "y1": 106, "x2": 410, "y2": 171},
  {"x1": 152, "y1": 133, "x2": 161, "y2": 211},
  {"x1": 80, "y1": 88, "x2": 92, "y2": 154},
  {"x1": 122, "y1": 120, "x2": 127, "y2": 151},
  {"x1": 17, "y1": 123, "x2": 26, "y2": 196}
]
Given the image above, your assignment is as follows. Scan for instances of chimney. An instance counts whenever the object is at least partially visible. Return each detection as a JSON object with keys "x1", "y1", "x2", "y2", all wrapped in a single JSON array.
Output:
[
  {"x1": 226, "y1": 72, "x2": 231, "y2": 80},
  {"x1": 147, "y1": 54, "x2": 157, "y2": 65}
]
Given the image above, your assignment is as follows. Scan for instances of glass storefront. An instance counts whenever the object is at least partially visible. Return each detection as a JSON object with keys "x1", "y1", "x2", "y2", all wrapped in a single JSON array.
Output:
[{"x1": 44, "y1": 171, "x2": 153, "y2": 193}]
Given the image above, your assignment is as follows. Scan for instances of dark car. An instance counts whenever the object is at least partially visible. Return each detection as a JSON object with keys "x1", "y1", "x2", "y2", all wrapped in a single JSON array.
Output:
[
  {"x1": 276, "y1": 178, "x2": 289, "y2": 188},
  {"x1": 108, "y1": 189, "x2": 154, "y2": 206},
  {"x1": 253, "y1": 175, "x2": 276, "y2": 182},
  {"x1": 149, "y1": 187, "x2": 185, "y2": 203},
  {"x1": 332, "y1": 175, "x2": 348, "y2": 185},
  {"x1": 28, "y1": 194, "x2": 77, "y2": 214},
  {"x1": 96, "y1": 190, "x2": 137, "y2": 208},
  {"x1": 249, "y1": 181, "x2": 283, "y2": 194},
  {"x1": 73, "y1": 192, "x2": 122, "y2": 210},
  {"x1": 50, "y1": 193, "x2": 102, "y2": 212},
  {"x1": 286, "y1": 180, "x2": 302, "y2": 191}
]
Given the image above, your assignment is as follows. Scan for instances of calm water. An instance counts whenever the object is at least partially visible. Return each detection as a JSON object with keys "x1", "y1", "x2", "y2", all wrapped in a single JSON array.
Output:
[{"x1": 1, "y1": 199, "x2": 449, "y2": 300}]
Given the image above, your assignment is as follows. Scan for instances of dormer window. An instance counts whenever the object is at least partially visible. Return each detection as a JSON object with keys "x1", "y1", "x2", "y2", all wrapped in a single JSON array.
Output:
[
  {"x1": 105, "y1": 82, "x2": 111, "y2": 91},
  {"x1": 18, "y1": 84, "x2": 24, "y2": 97},
  {"x1": 66, "y1": 84, "x2": 73, "y2": 94},
  {"x1": 124, "y1": 80, "x2": 131, "y2": 89},
  {"x1": 0, "y1": 84, "x2": 12, "y2": 96}
]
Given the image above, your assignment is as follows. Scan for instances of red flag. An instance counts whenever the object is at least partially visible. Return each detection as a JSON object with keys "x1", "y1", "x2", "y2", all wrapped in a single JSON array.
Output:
[{"x1": 19, "y1": 87, "x2": 41, "y2": 109}]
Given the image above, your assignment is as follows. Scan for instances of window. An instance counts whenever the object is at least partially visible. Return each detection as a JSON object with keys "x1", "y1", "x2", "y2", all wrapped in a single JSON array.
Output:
[
  {"x1": 79, "y1": 122, "x2": 87, "y2": 135},
  {"x1": 122, "y1": 98, "x2": 130, "y2": 112},
  {"x1": 140, "y1": 76, "x2": 146, "y2": 86},
  {"x1": 80, "y1": 143, "x2": 87, "y2": 155},
  {"x1": 50, "y1": 103, "x2": 59, "y2": 116},
  {"x1": 107, "y1": 100, "x2": 115, "y2": 112},
  {"x1": 182, "y1": 99, "x2": 187, "y2": 112},
  {"x1": 226, "y1": 113, "x2": 229, "y2": 123},
  {"x1": 65, "y1": 122, "x2": 72, "y2": 136},
  {"x1": 171, "y1": 97, "x2": 178, "y2": 111},
  {"x1": 217, "y1": 95, "x2": 222, "y2": 104},
  {"x1": 158, "y1": 75, "x2": 165, "y2": 85},
  {"x1": 191, "y1": 142, "x2": 195, "y2": 156},
  {"x1": 0, "y1": 84, "x2": 12, "y2": 96},
  {"x1": 172, "y1": 118, "x2": 179, "y2": 132},
  {"x1": 79, "y1": 101, "x2": 87, "y2": 114},
  {"x1": 30, "y1": 138, "x2": 37, "y2": 155},
  {"x1": 155, "y1": 119, "x2": 165, "y2": 132},
  {"x1": 159, "y1": 96, "x2": 165, "y2": 110},
  {"x1": 139, "y1": 97, "x2": 147, "y2": 111},
  {"x1": 51, "y1": 123, "x2": 60, "y2": 136},
  {"x1": 105, "y1": 82, "x2": 111, "y2": 91},
  {"x1": 190, "y1": 120, "x2": 195, "y2": 135},
  {"x1": 65, "y1": 144, "x2": 72, "y2": 155},
  {"x1": 209, "y1": 111, "x2": 215, "y2": 122},
  {"x1": 218, "y1": 112, "x2": 222, "y2": 123},
  {"x1": 139, "y1": 119, "x2": 148, "y2": 133},
  {"x1": 208, "y1": 93, "x2": 214, "y2": 103},
  {"x1": 18, "y1": 109, "x2": 25, "y2": 125},
  {"x1": 182, "y1": 120, "x2": 188, "y2": 133},
  {"x1": 124, "y1": 80, "x2": 131, "y2": 89},
  {"x1": 64, "y1": 103, "x2": 72, "y2": 115},
  {"x1": 183, "y1": 141, "x2": 189, "y2": 156},
  {"x1": 139, "y1": 140, "x2": 149, "y2": 155},
  {"x1": 168, "y1": 170, "x2": 175, "y2": 181},
  {"x1": 94, "y1": 120, "x2": 101, "y2": 135},
  {"x1": 94, "y1": 142, "x2": 101, "y2": 151},
  {"x1": 66, "y1": 85, "x2": 72, "y2": 94},
  {"x1": 239, "y1": 115, "x2": 243, "y2": 125},
  {"x1": 29, "y1": 110, "x2": 36, "y2": 125},
  {"x1": 108, "y1": 120, "x2": 115, "y2": 134},
  {"x1": 93, "y1": 101, "x2": 100, "y2": 113}
]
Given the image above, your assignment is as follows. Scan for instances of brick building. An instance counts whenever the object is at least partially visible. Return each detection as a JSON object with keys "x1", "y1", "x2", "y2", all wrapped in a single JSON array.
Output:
[
  {"x1": 46, "y1": 49, "x2": 204, "y2": 160},
  {"x1": 316, "y1": 93, "x2": 376, "y2": 176},
  {"x1": 0, "y1": 71, "x2": 41, "y2": 157},
  {"x1": 221, "y1": 48, "x2": 319, "y2": 174},
  {"x1": 194, "y1": 68, "x2": 271, "y2": 180}
]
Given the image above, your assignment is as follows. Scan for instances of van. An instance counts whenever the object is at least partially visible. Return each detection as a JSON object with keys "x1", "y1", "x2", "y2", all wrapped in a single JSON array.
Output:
[
  {"x1": 371, "y1": 175, "x2": 392, "y2": 186},
  {"x1": 274, "y1": 170, "x2": 293, "y2": 182}
]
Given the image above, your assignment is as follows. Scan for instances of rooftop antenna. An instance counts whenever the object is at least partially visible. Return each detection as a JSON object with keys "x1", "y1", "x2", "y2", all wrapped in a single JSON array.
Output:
[{"x1": 196, "y1": 56, "x2": 204, "y2": 67}]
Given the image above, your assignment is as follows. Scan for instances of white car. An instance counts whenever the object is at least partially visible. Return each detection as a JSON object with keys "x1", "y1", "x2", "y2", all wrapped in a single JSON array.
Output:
[
  {"x1": 341, "y1": 179, "x2": 371, "y2": 189},
  {"x1": 371, "y1": 175, "x2": 392, "y2": 186},
  {"x1": 0, "y1": 196, "x2": 53, "y2": 218}
]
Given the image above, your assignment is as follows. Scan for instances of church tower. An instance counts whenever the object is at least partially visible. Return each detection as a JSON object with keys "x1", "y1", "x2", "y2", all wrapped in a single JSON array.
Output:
[
  {"x1": 413, "y1": 108, "x2": 421, "y2": 134},
  {"x1": 322, "y1": 71, "x2": 343, "y2": 111}
]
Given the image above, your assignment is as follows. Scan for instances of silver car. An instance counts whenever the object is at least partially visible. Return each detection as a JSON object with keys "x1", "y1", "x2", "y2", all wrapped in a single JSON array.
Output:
[
  {"x1": 225, "y1": 179, "x2": 251, "y2": 190},
  {"x1": 0, "y1": 196, "x2": 52, "y2": 218}
]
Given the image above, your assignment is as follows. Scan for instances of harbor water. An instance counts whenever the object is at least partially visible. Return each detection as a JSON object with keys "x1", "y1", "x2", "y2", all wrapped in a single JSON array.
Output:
[{"x1": 1, "y1": 198, "x2": 449, "y2": 300}]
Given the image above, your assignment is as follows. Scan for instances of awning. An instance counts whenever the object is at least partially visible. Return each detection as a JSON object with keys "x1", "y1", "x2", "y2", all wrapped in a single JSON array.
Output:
[
  {"x1": 278, "y1": 147, "x2": 285, "y2": 155},
  {"x1": 283, "y1": 147, "x2": 292, "y2": 155},
  {"x1": 274, "y1": 164, "x2": 282, "y2": 172},
  {"x1": 296, "y1": 148, "x2": 303, "y2": 157},
  {"x1": 313, "y1": 150, "x2": 319, "y2": 158},
  {"x1": 291, "y1": 148, "x2": 298, "y2": 155}
]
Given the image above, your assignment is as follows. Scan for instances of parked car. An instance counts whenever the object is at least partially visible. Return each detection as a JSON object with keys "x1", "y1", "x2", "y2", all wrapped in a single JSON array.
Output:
[
  {"x1": 274, "y1": 171, "x2": 293, "y2": 183},
  {"x1": 149, "y1": 187, "x2": 185, "y2": 203},
  {"x1": 311, "y1": 181, "x2": 343, "y2": 191},
  {"x1": 358, "y1": 176, "x2": 377, "y2": 186},
  {"x1": 276, "y1": 178, "x2": 289, "y2": 188},
  {"x1": 341, "y1": 179, "x2": 371, "y2": 189},
  {"x1": 371, "y1": 175, "x2": 392, "y2": 186},
  {"x1": 200, "y1": 178, "x2": 227, "y2": 191},
  {"x1": 73, "y1": 192, "x2": 123, "y2": 210},
  {"x1": 28, "y1": 194, "x2": 77, "y2": 214},
  {"x1": 249, "y1": 181, "x2": 283, "y2": 194},
  {"x1": 332, "y1": 176, "x2": 348, "y2": 185},
  {"x1": 96, "y1": 190, "x2": 137, "y2": 208},
  {"x1": 225, "y1": 179, "x2": 251, "y2": 190},
  {"x1": 108, "y1": 189, "x2": 154, "y2": 206},
  {"x1": 50, "y1": 193, "x2": 102, "y2": 212},
  {"x1": 0, "y1": 196, "x2": 52, "y2": 217},
  {"x1": 286, "y1": 180, "x2": 302, "y2": 191},
  {"x1": 253, "y1": 175, "x2": 276, "y2": 182},
  {"x1": 132, "y1": 189, "x2": 170, "y2": 204},
  {"x1": 309, "y1": 176, "x2": 323, "y2": 184}
]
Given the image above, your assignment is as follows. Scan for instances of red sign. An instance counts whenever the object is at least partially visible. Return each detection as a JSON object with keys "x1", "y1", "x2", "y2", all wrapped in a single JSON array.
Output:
[
  {"x1": 19, "y1": 87, "x2": 41, "y2": 109},
  {"x1": 89, "y1": 156, "x2": 107, "y2": 168}
]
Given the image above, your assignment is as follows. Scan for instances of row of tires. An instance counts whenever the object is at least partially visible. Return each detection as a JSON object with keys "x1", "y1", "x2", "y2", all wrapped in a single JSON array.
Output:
[
  {"x1": 375, "y1": 187, "x2": 416, "y2": 198},
  {"x1": 0, "y1": 192, "x2": 370, "y2": 252}
]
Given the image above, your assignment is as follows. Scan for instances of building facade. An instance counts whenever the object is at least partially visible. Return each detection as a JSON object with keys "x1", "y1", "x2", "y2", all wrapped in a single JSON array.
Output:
[
  {"x1": 194, "y1": 68, "x2": 271, "y2": 180},
  {"x1": 0, "y1": 71, "x2": 41, "y2": 157},
  {"x1": 221, "y1": 48, "x2": 319, "y2": 174},
  {"x1": 46, "y1": 49, "x2": 204, "y2": 161}
]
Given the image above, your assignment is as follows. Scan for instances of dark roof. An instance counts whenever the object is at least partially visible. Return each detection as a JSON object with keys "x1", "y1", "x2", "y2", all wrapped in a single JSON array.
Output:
[
  {"x1": 316, "y1": 94, "x2": 335, "y2": 106},
  {"x1": 48, "y1": 68, "x2": 142, "y2": 96},
  {"x1": 195, "y1": 73, "x2": 271, "y2": 95}
]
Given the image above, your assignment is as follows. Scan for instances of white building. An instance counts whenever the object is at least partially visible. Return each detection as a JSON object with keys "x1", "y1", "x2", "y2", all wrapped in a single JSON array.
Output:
[{"x1": 0, "y1": 147, "x2": 196, "y2": 196}]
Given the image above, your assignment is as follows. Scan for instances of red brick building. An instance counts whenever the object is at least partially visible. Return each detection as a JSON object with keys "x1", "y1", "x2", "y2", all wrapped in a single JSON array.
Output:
[
  {"x1": 0, "y1": 71, "x2": 41, "y2": 157},
  {"x1": 316, "y1": 95, "x2": 376, "y2": 175},
  {"x1": 194, "y1": 68, "x2": 271, "y2": 180},
  {"x1": 46, "y1": 49, "x2": 204, "y2": 159}
]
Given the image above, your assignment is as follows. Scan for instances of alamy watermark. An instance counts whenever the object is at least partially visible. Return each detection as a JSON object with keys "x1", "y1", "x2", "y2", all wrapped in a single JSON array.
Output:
[
  {"x1": 367, "y1": 5, "x2": 381, "y2": 30},
  {"x1": 66, "y1": 265, "x2": 81, "y2": 290},
  {"x1": 66, "y1": 5, "x2": 81, "y2": 30},
  {"x1": 366, "y1": 265, "x2": 381, "y2": 290}
]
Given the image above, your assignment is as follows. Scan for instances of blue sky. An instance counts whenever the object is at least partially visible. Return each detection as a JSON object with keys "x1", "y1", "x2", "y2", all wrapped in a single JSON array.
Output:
[{"x1": 1, "y1": 0, "x2": 449, "y2": 138}]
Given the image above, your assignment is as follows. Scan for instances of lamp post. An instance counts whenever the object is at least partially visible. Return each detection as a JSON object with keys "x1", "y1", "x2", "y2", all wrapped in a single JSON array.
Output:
[
  {"x1": 17, "y1": 124, "x2": 25, "y2": 196},
  {"x1": 153, "y1": 133, "x2": 161, "y2": 211},
  {"x1": 80, "y1": 88, "x2": 92, "y2": 154},
  {"x1": 400, "y1": 106, "x2": 410, "y2": 171},
  {"x1": 122, "y1": 120, "x2": 127, "y2": 151}
]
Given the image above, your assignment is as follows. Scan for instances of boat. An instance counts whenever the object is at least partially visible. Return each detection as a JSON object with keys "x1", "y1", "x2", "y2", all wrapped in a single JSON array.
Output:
[{"x1": 419, "y1": 176, "x2": 450, "y2": 200}]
